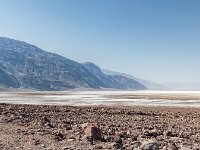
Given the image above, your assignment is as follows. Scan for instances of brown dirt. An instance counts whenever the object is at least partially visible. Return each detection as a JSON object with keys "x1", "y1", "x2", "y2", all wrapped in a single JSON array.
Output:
[{"x1": 0, "y1": 103, "x2": 200, "y2": 150}]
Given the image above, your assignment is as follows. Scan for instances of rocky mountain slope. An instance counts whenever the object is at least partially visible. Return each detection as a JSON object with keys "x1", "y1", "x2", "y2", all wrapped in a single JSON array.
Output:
[
  {"x1": 0, "y1": 37, "x2": 146, "y2": 91},
  {"x1": 0, "y1": 37, "x2": 105, "y2": 90},
  {"x1": 83, "y1": 62, "x2": 146, "y2": 90},
  {"x1": 102, "y1": 69, "x2": 167, "y2": 90}
]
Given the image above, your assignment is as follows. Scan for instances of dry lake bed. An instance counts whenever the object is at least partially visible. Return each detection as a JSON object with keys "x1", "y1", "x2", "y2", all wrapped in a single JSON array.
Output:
[{"x1": 1, "y1": 90, "x2": 200, "y2": 107}]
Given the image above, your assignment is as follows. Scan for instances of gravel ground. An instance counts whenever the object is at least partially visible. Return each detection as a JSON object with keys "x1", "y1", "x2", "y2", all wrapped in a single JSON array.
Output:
[{"x1": 0, "y1": 103, "x2": 200, "y2": 150}]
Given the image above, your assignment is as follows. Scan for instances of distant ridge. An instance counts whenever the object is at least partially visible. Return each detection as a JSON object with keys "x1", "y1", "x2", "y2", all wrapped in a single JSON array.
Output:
[
  {"x1": 0, "y1": 37, "x2": 146, "y2": 91},
  {"x1": 102, "y1": 69, "x2": 167, "y2": 90},
  {"x1": 83, "y1": 62, "x2": 147, "y2": 90}
]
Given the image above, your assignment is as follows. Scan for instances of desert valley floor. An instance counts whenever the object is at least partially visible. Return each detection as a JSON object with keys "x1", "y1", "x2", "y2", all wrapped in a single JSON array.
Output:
[{"x1": 0, "y1": 90, "x2": 200, "y2": 149}]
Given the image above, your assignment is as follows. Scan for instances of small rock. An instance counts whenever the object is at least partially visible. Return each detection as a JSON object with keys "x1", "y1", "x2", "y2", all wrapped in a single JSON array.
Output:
[
  {"x1": 140, "y1": 140, "x2": 159, "y2": 150},
  {"x1": 29, "y1": 139, "x2": 40, "y2": 145},
  {"x1": 65, "y1": 126, "x2": 72, "y2": 130},
  {"x1": 131, "y1": 141, "x2": 142, "y2": 149},
  {"x1": 162, "y1": 146, "x2": 167, "y2": 150},
  {"x1": 81, "y1": 122, "x2": 102, "y2": 140},
  {"x1": 94, "y1": 145, "x2": 103, "y2": 149},
  {"x1": 41, "y1": 116, "x2": 50, "y2": 124},
  {"x1": 143, "y1": 129, "x2": 158, "y2": 137},
  {"x1": 164, "y1": 129, "x2": 172, "y2": 137},
  {"x1": 167, "y1": 142, "x2": 178, "y2": 150},
  {"x1": 102, "y1": 135, "x2": 111, "y2": 142},
  {"x1": 67, "y1": 138, "x2": 75, "y2": 142},
  {"x1": 45, "y1": 123, "x2": 54, "y2": 128},
  {"x1": 132, "y1": 134, "x2": 138, "y2": 141},
  {"x1": 114, "y1": 133, "x2": 123, "y2": 144},
  {"x1": 111, "y1": 142, "x2": 122, "y2": 149},
  {"x1": 55, "y1": 132, "x2": 64, "y2": 141}
]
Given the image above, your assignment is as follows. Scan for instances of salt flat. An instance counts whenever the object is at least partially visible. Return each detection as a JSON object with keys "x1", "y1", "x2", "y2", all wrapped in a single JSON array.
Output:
[{"x1": 1, "y1": 90, "x2": 200, "y2": 107}]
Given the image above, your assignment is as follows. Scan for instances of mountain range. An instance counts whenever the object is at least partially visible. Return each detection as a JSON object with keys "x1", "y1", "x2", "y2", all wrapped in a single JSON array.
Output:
[
  {"x1": 83, "y1": 62, "x2": 146, "y2": 90},
  {"x1": 102, "y1": 69, "x2": 167, "y2": 90},
  {"x1": 0, "y1": 37, "x2": 148, "y2": 91}
]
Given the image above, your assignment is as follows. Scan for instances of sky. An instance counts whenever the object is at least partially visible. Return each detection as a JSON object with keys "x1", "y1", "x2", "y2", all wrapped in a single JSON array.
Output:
[{"x1": 0, "y1": 0, "x2": 200, "y2": 83}]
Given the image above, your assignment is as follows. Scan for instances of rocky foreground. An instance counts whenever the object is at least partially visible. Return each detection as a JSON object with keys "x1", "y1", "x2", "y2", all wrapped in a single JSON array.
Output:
[{"x1": 0, "y1": 104, "x2": 200, "y2": 150}]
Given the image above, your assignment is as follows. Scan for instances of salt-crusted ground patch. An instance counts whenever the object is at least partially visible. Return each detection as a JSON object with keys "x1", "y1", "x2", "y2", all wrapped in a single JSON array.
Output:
[{"x1": 1, "y1": 90, "x2": 200, "y2": 107}]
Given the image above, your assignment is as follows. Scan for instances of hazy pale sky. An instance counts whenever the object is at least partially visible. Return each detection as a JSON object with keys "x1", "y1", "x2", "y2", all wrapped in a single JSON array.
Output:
[{"x1": 0, "y1": 0, "x2": 200, "y2": 83}]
